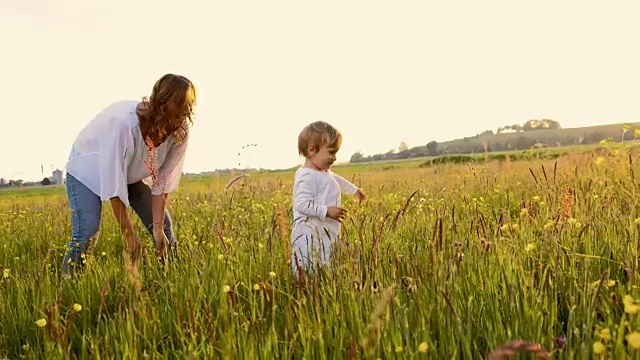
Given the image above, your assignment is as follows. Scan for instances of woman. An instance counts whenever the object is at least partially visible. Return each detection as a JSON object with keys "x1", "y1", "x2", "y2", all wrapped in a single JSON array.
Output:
[{"x1": 61, "y1": 73, "x2": 196, "y2": 277}]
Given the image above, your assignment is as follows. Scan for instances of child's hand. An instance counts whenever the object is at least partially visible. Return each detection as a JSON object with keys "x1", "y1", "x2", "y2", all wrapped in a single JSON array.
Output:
[
  {"x1": 355, "y1": 189, "x2": 366, "y2": 203},
  {"x1": 327, "y1": 206, "x2": 347, "y2": 222}
]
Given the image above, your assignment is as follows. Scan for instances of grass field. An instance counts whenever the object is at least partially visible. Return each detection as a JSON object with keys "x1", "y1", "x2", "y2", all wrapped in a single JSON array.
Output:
[{"x1": 3, "y1": 139, "x2": 640, "y2": 359}]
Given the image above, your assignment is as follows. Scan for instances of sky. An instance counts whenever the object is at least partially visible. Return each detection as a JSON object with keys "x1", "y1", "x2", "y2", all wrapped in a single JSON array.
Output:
[{"x1": 1, "y1": 0, "x2": 639, "y2": 182}]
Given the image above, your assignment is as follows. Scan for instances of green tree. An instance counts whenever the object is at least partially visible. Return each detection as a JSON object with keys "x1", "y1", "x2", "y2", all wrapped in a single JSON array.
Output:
[
  {"x1": 426, "y1": 141, "x2": 439, "y2": 156},
  {"x1": 350, "y1": 151, "x2": 365, "y2": 163}
]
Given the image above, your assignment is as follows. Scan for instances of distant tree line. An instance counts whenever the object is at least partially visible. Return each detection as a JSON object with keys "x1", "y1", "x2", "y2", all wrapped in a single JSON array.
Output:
[
  {"x1": 350, "y1": 119, "x2": 637, "y2": 163},
  {"x1": 0, "y1": 176, "x2": 60, "y2": 188}
]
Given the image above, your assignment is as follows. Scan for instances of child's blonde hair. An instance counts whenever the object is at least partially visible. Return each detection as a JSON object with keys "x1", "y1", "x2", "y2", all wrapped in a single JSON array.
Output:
[{"x1": 298, "y1": 121, "x2": 342, "y2": 158}]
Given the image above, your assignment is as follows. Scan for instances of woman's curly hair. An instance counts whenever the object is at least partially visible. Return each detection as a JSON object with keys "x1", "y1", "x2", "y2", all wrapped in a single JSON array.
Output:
[{"x1": 138, "y1": 73, "x2": 197, "y2": 146}]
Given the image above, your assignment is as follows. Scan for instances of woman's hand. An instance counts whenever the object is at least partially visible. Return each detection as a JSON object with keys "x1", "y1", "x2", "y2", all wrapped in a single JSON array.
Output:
[
  {"x1": 153, "y1": 224, "x2": 170, "y2": 259},
  {"x1": 110, "y1": 197, "x2": 142, "y2": 261},
  {"x1": 124, "y1": 231, "x2": 142, "y2": 260}
]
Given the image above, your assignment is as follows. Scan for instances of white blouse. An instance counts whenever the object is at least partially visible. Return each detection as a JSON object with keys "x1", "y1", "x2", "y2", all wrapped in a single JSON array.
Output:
[{"x1": 65, "y1": 100, "x2": 189, "y2": 207}]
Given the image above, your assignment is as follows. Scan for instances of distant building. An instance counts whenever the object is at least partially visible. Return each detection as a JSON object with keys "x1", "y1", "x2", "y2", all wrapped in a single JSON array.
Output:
[{"x1": 52, "y1": 169, "x2": 63, "y2": 185}]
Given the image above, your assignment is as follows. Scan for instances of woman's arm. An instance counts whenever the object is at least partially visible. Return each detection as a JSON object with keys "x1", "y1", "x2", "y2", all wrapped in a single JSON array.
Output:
[
  {"x1": 151, "y1": 193, "x2": 167, "y2": 227},
  {"x1": 98, "y1": 119, "x2": 141, "y2": 257},
  {"x1": 150, "y1": 131, "x2": 189, "y2": 257},
  {"x1": 110, "y1": 197, "x2": 141, "y2": 258},
  {"x1": 152, "y1": 131, "x2": 190, "y2": 196},
  {"x1": 110, "y1": 197, "x2": 135, "y2": 236}
]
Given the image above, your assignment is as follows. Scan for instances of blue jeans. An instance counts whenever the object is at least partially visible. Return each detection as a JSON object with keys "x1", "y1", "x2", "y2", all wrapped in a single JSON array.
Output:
[{"x1": 61, "y1": 173, "x2": 176, "y2": 276}]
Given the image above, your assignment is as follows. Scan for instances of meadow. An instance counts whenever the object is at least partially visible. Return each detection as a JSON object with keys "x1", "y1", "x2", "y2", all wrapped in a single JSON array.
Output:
[{"x1": 3, "y1": 140, "x2": 640, "y2": 359}]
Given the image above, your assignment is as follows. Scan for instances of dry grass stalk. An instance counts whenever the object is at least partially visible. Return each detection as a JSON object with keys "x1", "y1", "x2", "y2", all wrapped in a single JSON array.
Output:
[
  {"x1": 276, "y1": 204, "x2": 289, "y2": 265},
  {"x1": 123, "y1": 250, "x2": 143, "y2": 295},
  {"x1": 560, "y1": 187, "x2": 573, "y2": 219},
  {"x1": 441, "y1": 290, "x2": 460, "y2": 322},
  {"x1": 364, "y1": 285, "x2": 396, "y2": 357},
  {"x1": 293, "y1": 252, "x2": 307, "y2": 291},
  {"x1": 41, "y1": 295, "x2": 76, "y2": 357},
  {"x1": 347, "y1": 337, "x2": 357, "y2": 359},
  {"x1": 97, "y1": 279, "x2": 109, "y2": 318},
  {"x1": 390, "y1": 190, "x2": 419, "y2": 230},
  {"x1": 224, "y1": 174, "x2": 249, "y2": 191},
  {"x1": 122, "y1": 250, "x2": 151, "y2": 318}
]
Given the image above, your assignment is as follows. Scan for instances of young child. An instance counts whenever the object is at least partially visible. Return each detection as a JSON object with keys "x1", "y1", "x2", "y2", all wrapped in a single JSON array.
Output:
[{"x1": 291, "y1": 121, "x2": 365, "y2": 275}]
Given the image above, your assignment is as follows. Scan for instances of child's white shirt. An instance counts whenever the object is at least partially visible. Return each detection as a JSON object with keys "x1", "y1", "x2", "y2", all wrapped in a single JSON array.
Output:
[
  {"x1": 291, "y1": 166, "x2": 359, "y2": 239},
  {"x1": 65, "y1": 100, "x2": 189, "y2": 207}
]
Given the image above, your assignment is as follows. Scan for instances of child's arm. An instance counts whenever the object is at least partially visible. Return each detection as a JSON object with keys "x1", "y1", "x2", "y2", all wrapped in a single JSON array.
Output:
[
  {"x1": 332, "y1": 173, "x2": 358, "y2": 194},
  {"x1": 332, "y1": 172, "x2": 366, "y2": 202},
  {"x1": 293, "y1": 172, "x2": 328, "y2": 220}
]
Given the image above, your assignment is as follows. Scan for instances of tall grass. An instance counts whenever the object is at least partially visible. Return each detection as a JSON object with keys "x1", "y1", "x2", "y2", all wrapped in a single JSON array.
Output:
[{"x1": 2, "y1": 140, "x2": 640, "y2": 358}]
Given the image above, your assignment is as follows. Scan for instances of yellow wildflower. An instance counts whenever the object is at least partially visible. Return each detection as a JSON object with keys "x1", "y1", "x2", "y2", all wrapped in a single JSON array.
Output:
[
  {"x1": 626, "y1": 304, "x2": 639, "y2": 314},
  {"x1": 253, "y1": 284, "x2": 260, "y2": 291},
  {"x1": 525, "y1": 243, "x2": 535, "y2": 252},
  {"x1": 269, "y1": 271, "x2": 276, "y2": 278},
  {"x1": 623, "y1": 294, "x2": 640, "y2": 313},
  {"x1": 34, "y1": 319, "x2": 47, "y2": 327},
  {"x1": 624, "y1": 295, "x2": 635, "y2": 306},
  {"x1": 222, "y1": 285, "x2": 231, "y2": 293},
  {"x1": 593, "y1": 341, "x2": 605, "y2": 354},
  {"x1": 2, "y1": 269, "x2": 9, "y2": 279},
  {"x1": 628, "y1": 332, "x2": 640, "y2": 349},
  {"x1": 418, "y1": 342, "x2": 429, "y2": 353},
  {"x1": 73, "y1": 303, "x2": 82, "y2": 312},
  {"x1": 599, "y1": 328, "x2": 611, "y2": 342}
]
